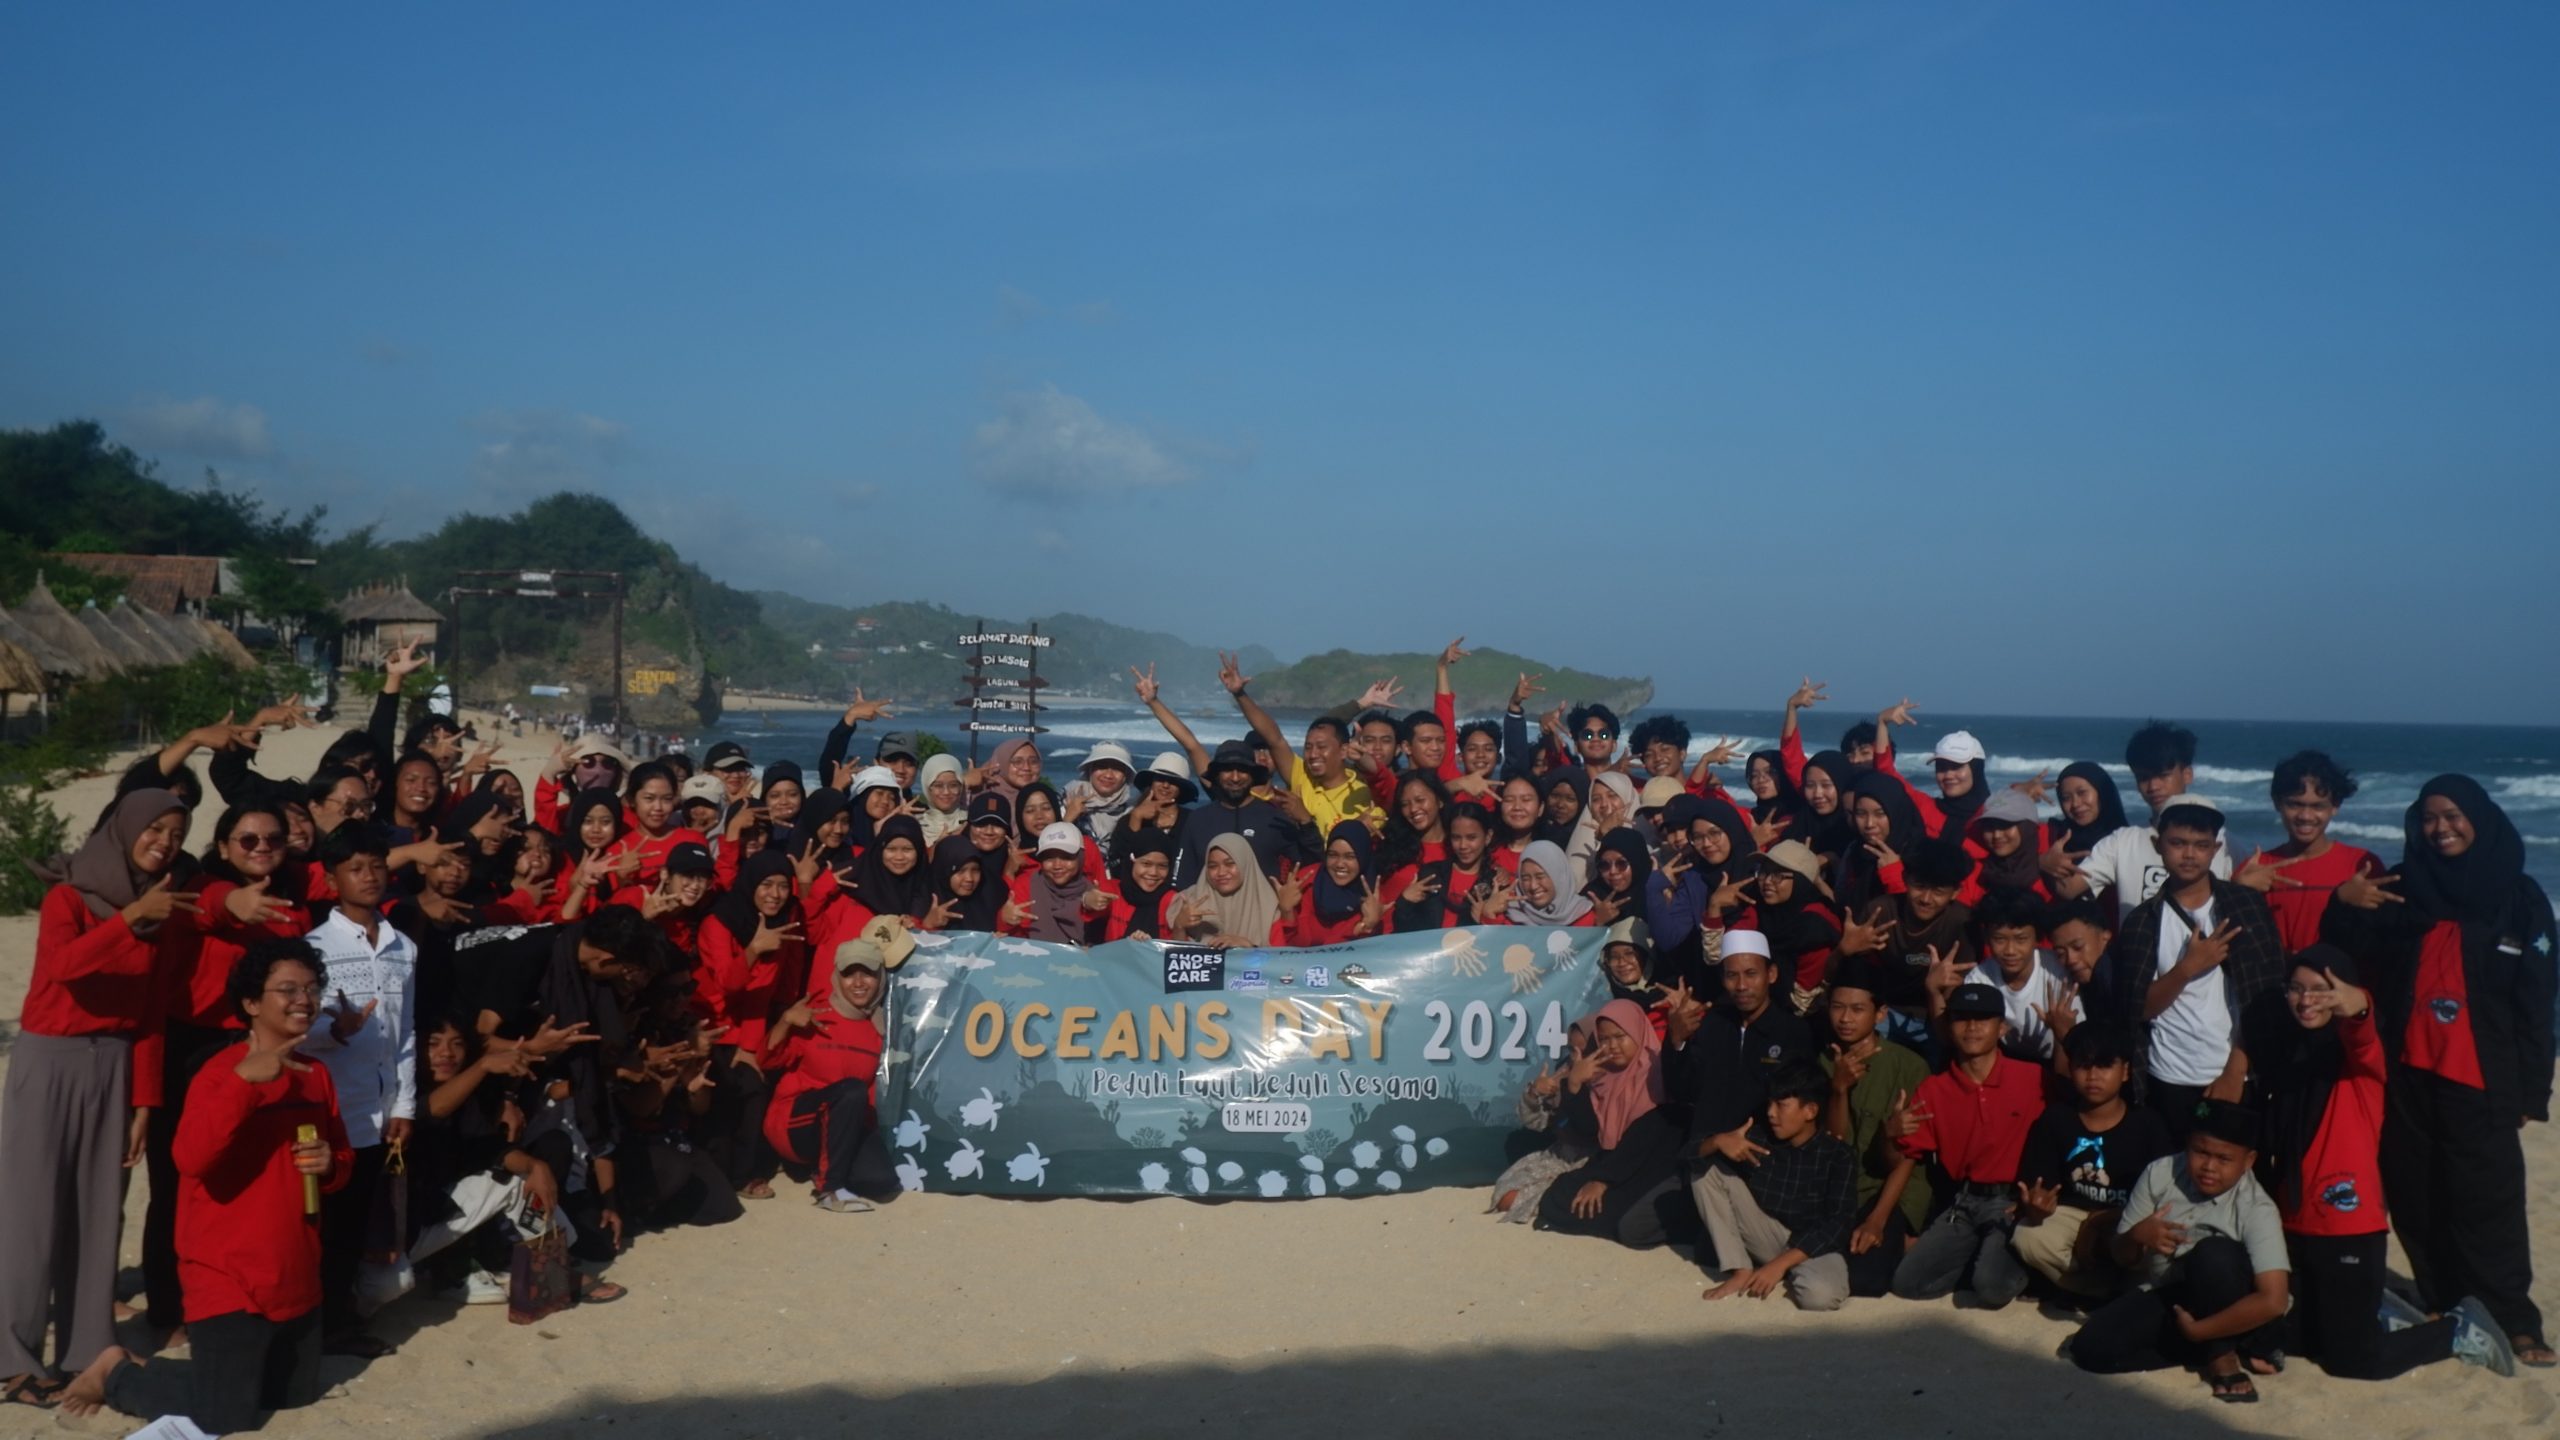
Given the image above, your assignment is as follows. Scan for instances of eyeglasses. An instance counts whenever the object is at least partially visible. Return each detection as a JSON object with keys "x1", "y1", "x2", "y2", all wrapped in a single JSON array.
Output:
[
  {"x1": 336, "y1": 796, "x2": 375, "y2": 815},
  {"x1": 264, "y1": 983, "x2": 327, "y2": 1000},
  {"x1": 231, "y1": 832, "x2": 286, "y2": 851},
  {"x1": 1598, "y1": 857, "x2": 1632, "y2": 871}
]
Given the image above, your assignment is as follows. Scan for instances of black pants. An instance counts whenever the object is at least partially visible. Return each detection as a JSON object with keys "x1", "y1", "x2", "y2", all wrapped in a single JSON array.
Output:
[
  {"x1": 2382, "y1": 1066, "x2": 2540, "y2": 1338},
  {"x1": 2070, "y1": 1237, "x2": 2272, "y2": 1373},
  {"x1": 2145, "y1": 1079, "x2": 2207, "y2": 1142},
  {"x1": 142, "y1": 1022, "x2": 236, "y2": 1329},
  {"x1": 704, "y1": 1049, "x2": 775, "y2": 1189},
  {"x1": 782, "y1": 1082, "x2": 898, "y2": 1200},
  {"x1": 627, "y1": 1139, "x2": 746, "y2": 1232},
  {"x1": 2288, "y1": 1229, "x2": 2455, "y2": 1380},
  {"x1": 1536, "y1": 1172, "x2": 1685, "y2": 1249},
  {"x1": 516, "y1": 1130, "x2": 616, "y2": 1265},
  {"x1": 105, "y1": 1307, "x2": 321, "y2": 1433},
  {"x1": 1845, "y1": 1209, "x2": 1914, "y2": 1298},
  {"x1": 318, "y1": 1144, "x2": 389, "y2": 1331}
]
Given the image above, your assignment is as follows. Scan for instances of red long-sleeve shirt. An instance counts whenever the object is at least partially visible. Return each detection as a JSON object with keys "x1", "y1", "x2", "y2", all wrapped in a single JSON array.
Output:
[
  {"x1": 173, "y1": 1046, "x2": 354, "y2": 1323},
  {"x1": 699, "y1": 918, "x2": 806, "y2": 1055},
  {"x1": 160, "y1": 882, "x2": 310, "y2": 1031},
  {"x1": 761, "y1": 1007, "x2": 884, "y2": 1162},
  {"x1": 608, "y1": 827, "x2": 709, "y2": 889},
  {"x1": 1284, "y1": 890, "x2": 1371, "y2": 947},
  {"x1": 605, "y1": 884, "x2": 705, "y2": 958},
  {"x1": 29, "y1": 884, "x2": 168, "y2": 1106},
  {"x1": 2285, "y1": 1009, "x2": 2388, "y2": 1236}
]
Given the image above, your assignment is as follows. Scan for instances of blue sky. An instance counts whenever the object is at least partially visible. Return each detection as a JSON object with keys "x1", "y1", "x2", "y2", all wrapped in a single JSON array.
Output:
[{"x1": 3, "y1": 3, "x2": 2554, "y2": 723}]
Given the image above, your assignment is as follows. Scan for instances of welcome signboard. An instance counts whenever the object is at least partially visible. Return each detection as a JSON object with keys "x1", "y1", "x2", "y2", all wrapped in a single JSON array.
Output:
[{"x1": 873, "y1": 926, "x2": 1614, "y2": 1199}]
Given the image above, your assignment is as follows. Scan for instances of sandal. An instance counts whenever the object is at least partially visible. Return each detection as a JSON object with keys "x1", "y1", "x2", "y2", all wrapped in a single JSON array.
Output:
[
  {"x1": 2, "y1": 1374, "x2": 66, "y2": 1410},
  {"x1": 2514, "y1": 1333, "x2": 2558, "y2": 1369},
  {"x1": 576, "y1": 1276, "x2": 626, "y2": 1304},
  {"x1": 738, "y1": 1179, "x2": 775, "y2": 1200},
  {"x1": 323, "y1": 1331, "x2": 397, "y2": 1360},
  {"x1": 2204, "y1": 1369, "x2": 2258, "y2": 1404}
]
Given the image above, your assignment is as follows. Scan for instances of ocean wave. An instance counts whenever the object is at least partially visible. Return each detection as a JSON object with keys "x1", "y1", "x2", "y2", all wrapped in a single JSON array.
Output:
[
  {"x1": 2194, "y1": 764, "x2": 2275, "y2": 786},
  {"x1": 2328, "y1": 822, "x2": 2404, "y2": 842},
  {"x1": 2497, "y1": 774, "x2": 2560, "y2": 803}
]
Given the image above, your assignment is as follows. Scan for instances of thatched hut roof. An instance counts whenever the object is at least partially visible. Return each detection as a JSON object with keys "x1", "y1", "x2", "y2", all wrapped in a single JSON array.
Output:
[
  {"x1": 108, "y1": 599, "x2": 189, "y2": 666},
  {"x1": 0, "y1": 605, "x2": 83, "y2": 679},
  {"x1": 11, "y1": 578, "x2": 121, "y2": 678},
  {"x1": 0, "y1": 633, "x2": 45, "y2": 694},
  {"x1": 133, "y1": 604, "x2": 209, "y2": 662},
  {"x1": 185, "y1": 617, "x2": 260, "y2": 669},
  {"x1": 79, "y1": 603, "x2": 158, "y2": 669},
  {"x1": 340, "y1": 581, "x2": 443, "y2": 627}
]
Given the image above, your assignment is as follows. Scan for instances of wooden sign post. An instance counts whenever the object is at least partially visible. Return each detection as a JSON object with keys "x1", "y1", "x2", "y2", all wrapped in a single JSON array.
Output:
[{"x1": 955, "y1": 620, "x2": 1050, "y2": 766}]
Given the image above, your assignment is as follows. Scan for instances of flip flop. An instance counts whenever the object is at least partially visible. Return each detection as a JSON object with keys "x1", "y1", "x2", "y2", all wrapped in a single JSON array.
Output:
[
  {"x1": 2205, "y1": 1370, "x2": 2258, "y2": 1404},
  {"x1": 323, "y1": 1332, "x2": 397, "y2": 1360},
  {"x1": 576, "y1": 1276, "x2": 626, "y2": 1304},
  {"x1": 2513, "y1": 1333, "x2": 2558, "y2": 1369},
  {"x1": 1, "y1": 1374, "x2": 66, "y2": 1409}
]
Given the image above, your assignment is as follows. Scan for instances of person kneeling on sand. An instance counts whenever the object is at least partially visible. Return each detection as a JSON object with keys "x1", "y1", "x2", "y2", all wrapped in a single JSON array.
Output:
[{"x1": 1695, "y1": 1060, "x2": 1860, "y2": 1310}]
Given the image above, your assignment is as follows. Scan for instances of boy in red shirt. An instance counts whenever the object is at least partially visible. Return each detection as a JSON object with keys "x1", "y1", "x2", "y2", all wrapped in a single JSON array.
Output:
[
  {"x1": 1891, "y1": 982, "x2": 2046, "y2": 1307},
  {"x1": 62, "y1": 937, "x2": 353, "y2": 1429},
  {"x1": 2234, "y1": 750, "x2": 2377, "y2": 953}
]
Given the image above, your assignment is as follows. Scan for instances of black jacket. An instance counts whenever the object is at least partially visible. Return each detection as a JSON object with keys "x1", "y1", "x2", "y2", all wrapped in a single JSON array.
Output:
[
  {"x1": 1665, "y1": 1004, "x2": 1815, "y2": 1148},
  {"x1": 2322, "y1": 873, "x2": 2557, "y2": 1122}
]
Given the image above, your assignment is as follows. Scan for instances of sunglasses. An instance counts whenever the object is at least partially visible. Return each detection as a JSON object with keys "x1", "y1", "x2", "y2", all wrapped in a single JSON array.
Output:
[
  {"x1": 231, "y1": 831, "x2": 287, "y2": 851},
  {"x1": 1579, "y1": 730, "x2": 1616, "y2": 742}
]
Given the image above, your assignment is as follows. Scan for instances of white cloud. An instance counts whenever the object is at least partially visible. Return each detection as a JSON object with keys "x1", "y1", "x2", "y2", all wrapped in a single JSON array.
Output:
[
  {"x1": 971, "y1": 386, "x2": 1192, "y2": 498},
  {"x1": 121, "y1": 395, "x2": 273, "y2": 460},
  {"x1": 469, "y1": 409, "x2": 628, "y2": 498}
]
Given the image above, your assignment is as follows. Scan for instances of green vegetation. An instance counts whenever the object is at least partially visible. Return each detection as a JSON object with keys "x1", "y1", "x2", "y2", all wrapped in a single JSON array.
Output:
[
  {"x1": 751, "y1": 592, "x2": 1278, "y2": 706},
  {"x1": 1245, "y1": 647, "x2": 1653, "y2": 717}
]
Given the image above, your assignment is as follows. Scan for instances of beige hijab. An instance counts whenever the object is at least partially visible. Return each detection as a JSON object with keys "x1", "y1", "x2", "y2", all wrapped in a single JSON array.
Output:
[{"x1": 1176, "y1": 833, "x2": 1281, "y2": 946}]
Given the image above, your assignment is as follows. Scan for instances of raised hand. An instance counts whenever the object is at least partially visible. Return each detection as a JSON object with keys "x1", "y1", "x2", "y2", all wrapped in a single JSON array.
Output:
[
  {"x1": 1439, "y1": 636, "x2": 1470, "y2": 668},
  {"x1": 1356, "y1": 677, "x2": 1404, "y2": 710},
  {"x1": 1749, "y1": 811, "x2": 1792, "y2": 850},
  {"x1": 2335, "y1": 871, "x2": 2404, "y2": 911},
  {"x1": 234, "y1": 1029, "x2": 312, "y2": 1084},
  {"x1": 383, "y1": 640, "x2": 429, "y2": 681},
  {"x1": 123, "y1": 875, "x2": 203, "y2": 928},
  {"x1": 1878, "y1": 698, "x2": 1918, "y2": 730},
  {"x1": 1787, "y1": 676, "x2": 1827, "y2": 712},
  {"x1": 223, "y1": 877, "x2": 293, "y2": 926},
  {"x1": 1273, "y1": 868, "x2": 1307, "y2": 913},
  {"x1": 1835, "y1": 909, "x2": 1885, "y2": 956},
  {"x1": 1400, "y1": 871, "x2": 1443, "y2": 905},
  {"x1": 1509, "y1": 672, "x2": 1544, "y2": 711},
  {"x1": 1217, "y1": 652, "x2": 1252, "y2": 696},
  {"x1": 842, "y1": 688, "x2": 892, "y2": 724},
  {"x1": 791, "y1": 838, "x2": 823, "y2": 888},
  {"x1": 1129, "y1": 663, "x2": 1160, "y2": 705},
  {"x1": 523, "y1": 1015, "x2": 600, "y2": 1057},
  {"x1": 326, "y1": 990, "x2": 378, "y2": 1043},
  {"x1": 1923, "y1": 943, "x2": 1965, "y2": 999},
  {"x1": 1696, "y1": 736, "x2": 1744, "y2": 769},
  {"x1": 748, "y1": 914, "x2": 802, "y2": 956}
]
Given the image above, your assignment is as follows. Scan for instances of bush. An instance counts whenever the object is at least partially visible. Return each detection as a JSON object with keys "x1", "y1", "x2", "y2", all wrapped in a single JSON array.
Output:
[{"x1": 0, "y1": 777, "x2": 73, "y2": 914}]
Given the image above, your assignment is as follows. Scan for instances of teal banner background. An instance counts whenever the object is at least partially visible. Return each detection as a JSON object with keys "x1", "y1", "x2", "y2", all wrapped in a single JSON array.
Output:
[{"x1": 875, "y1": 925, "x2": 1614, "y2": 1198}]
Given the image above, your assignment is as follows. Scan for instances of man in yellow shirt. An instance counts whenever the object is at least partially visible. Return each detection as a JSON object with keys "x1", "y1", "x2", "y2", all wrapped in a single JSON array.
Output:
[{"x1": 1220, "y1": 653, "x2": 1381, "y2": 836}]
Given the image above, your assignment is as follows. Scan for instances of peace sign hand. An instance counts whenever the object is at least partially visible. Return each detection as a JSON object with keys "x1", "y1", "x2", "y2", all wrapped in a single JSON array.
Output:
[
  {"x1": 1439, "y1": 636, "x2": 1470, "y2": 668},
  {"x1": 326, "y1": 990, "x2": 378, "y2": 1043},
  {"x1": 1878, "y1": 698, "x2": 1918, "y2": 729},
  {"x1": 1081, "y1": 885, "x2": 1113, "y2": 914},
  {"x1": 2181, "y1": 922, "x2": 2239, "y2": 978},
  {"x1": 1528, "y1": 1061, "x2": 1563, "y2": 1099},
  {"x1": 123, "y1": 875, "x2": 203, "y2": 928},
  {"x1": 748, "y1": 914, "x2": 802, "y2": 956},
  {"x1": 1000, "y1": 898, "x2": 1033, "y2": 930},
  {"x1": 1129, "y1": 663, "x2": 1161, "y2": 704},
  {"x1": 524, "y1": 1015, "x2": 600, "y2": 1057},
  {"x1": 2321, "y1": 965, "x2": 2372, "y2": 1020},
  {"x1": 1836, "y1": 910, "x2": 1885, "y2": 956},
  {"x1": 2016, "y1": 1178, "x2": 2063, "y2": 1224},
  {"x1": 1401, "y1": 871, "x2": 1443, "y2": 905},
  {"x1": 1697, "y1": 736, "x2": 1744, "y2": 769},
  {"x1": 1864, "y1": 837, "x2": 1901, "y2": 870},
  {"x1": 1923, "y1": 943, "x2": 1965, "y2": 998},
  {"x1": 2236, "y1": 849, "x2": 2309, "y2": 893},
  {"x1": 2037, "y1": 979, "x2": 2081, "y2": 1041},
  {"x1": 1563, "y1": 1041, "x2": 1604, "y2": 1090},
  {"x1": 224, "y1": 877, "x2": 293, "y2": 927},
  {"x1": 1217, "y1": 652, "x2": 1252, "y2": 696},
  {"x1": 791, "y1": 839, "x2": 823, "y2": 888},
  {"x1": 1508, "y1": 672, "x2": 1545, "y2": 710},
  {"x1": 1657, "y1": 850, "x2": 1693, "y2": 890},
  {"x1": 1787, "y1": 676, "x2": 1827, "y2": 711},
  {"x1": 1749, "y1": 812, "x2": 1792, "y2": 850},
  {"x1": 1357, "y1": 877, "x2": 1384, "y2": 928},
  {"x1": 842, "y1": 688, "x2": 892, "y2": 724},
  {"x1": 1886, "y1": 1086, "x2": 1932, "y2": 1140},
  {"x1": 233, "y1": 1029, "x2": 312, "y2": 1084},
  {"x1": 1273, "y1": 868, "x2": 1307, "y2": 912},
  {"x1": 1356, "y1": 677, "x2": 1404, "y2": 710},
  {"x1": 2335, "y1": 871, "x2": 2404, "y2": 911},
  {"x1": 923, "y1": 894, "x2": 960, "y2": 931},
  {"x1": 1589, "y1": 888, "x2": 1628, "y2": 926}
]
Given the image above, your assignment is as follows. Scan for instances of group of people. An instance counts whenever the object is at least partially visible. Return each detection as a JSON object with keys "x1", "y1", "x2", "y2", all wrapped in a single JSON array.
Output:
[{"x1": 0, "y1": 639, "x2": 2549, "y2": 1425}]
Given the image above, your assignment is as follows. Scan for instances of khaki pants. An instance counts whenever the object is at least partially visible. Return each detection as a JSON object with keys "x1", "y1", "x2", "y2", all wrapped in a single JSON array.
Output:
[
  {"x1": 1689, "y1": 1166, "x2": 1849, "y2": 1311},
  {"x1": 2009, "y1": 1203, "x2": 2123, "y2": 1298}
]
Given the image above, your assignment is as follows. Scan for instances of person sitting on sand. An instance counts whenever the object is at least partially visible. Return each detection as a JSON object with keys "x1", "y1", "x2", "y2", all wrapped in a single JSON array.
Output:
[
  {"x1": 1890, "y1": 982, "x2": 2045, "y2": 1308},
  {"x1": 1491, "y1": 1018, "x2": 1599, "y2": 1225},
  {"x1": 1533, "y1": 999, "x2": 1684, "y2": 1246},
  {"x1": 2007, "y1": 1024, "x2": 2173, "y2": 1301},
  {"x1": 1695, "y1": 1060, "x2": 1859, "y2": 1311},
  {"x1": 1817, "y1": 961, "x2": 1932, "y2": 1298}
]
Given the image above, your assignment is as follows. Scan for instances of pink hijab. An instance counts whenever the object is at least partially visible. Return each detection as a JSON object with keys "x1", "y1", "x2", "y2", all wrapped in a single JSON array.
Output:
[{"x1": 1584, "y1": 997, "x2": 1664, "y2": 1149}]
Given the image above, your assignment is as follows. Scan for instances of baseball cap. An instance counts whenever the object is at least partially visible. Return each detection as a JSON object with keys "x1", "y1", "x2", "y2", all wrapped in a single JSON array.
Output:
[
  {"x1": 1035, "y1": 822, "x2": 1085, "y2": 856},
  {"x1": 2151, "y1": 794, "x2": 2222, "y2": 832},
  {"x1": 1637, "y1": 776, "x2": 1685, "y2": 813},
  {"x1": 678, "y1": 774, "x2": 725, "y2": 805},
  {"x1": 704, "y1": 740, "x2": 753, "y2": 772},
  {"x1": 1978, "y1": 790, "x2": 2040, "y2": 827},
  {"x1": 1932, "y1": 731, "x2": 1986, "y2": 766},
  {"x1": 860, "y1": 913, "x2": 917, "y2": 971},
  {"x1": 1945, "y1": 982, "x2": 2007, "y2": 1020},
  {"x1": 873, "y1": 731, "x2": 919, "y2": 764},
  {"x1": 663, "y1": 841, "x2": 715, "y2": 877},
  {"x1": 966, "y1": 793, "x2": 1013, "y2": 830},
  {"x1": 1720, "y1": 930, "x2": 1772, "y2": 961},
  {"x1": 832, "y1": 939, "x2": 887, "y2": 976}
]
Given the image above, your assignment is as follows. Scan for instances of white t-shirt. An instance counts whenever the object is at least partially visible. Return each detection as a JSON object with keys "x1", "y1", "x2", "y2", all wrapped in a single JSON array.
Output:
[
  {"x1": 2146, "y1": 894, "x2": 2231, "y2": 1087},
  {"x1": 2079, "y1": 802, "x2": 2233, "y2": 924},
  {"x1": 1966, "y1": 952, "x2": 2086, "y2": 1061}
]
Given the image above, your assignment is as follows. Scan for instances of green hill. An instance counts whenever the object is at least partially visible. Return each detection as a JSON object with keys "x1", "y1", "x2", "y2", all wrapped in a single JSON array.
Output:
[{"x1": 1248, "y1": 647, "x2": 1651, "y2": 718}]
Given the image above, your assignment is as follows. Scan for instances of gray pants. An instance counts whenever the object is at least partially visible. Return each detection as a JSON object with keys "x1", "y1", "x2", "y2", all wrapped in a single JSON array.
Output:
[
  {"x1": 0, "y1": 1033, "x2": 132, "y2": 1378},
  {"x1": 1688, "y1": 1165, "x2": 1849, "y2": 1311},
  {"x1": 1893, "y1": 1187, "x2": 2030, "y2": 1306}
]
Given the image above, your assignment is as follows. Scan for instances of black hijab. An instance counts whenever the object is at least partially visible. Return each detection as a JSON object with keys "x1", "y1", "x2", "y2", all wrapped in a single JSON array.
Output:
[
  {"x1": 760, "y1": 760, "x2": 806, "y2": 850},
  {"x1": 1831, "y1": 771, "x2": 1927, "y2": 915},
  {"x1": 1932, "y1": 760, "x2": 1989, "y2": 838},
  {"x1": 2399, "y1": 774, "x2": 2527, "y2": 925},
  {"x1": 1585, "y1": 826, "x2": 1654, "y2": 909},
  {"x1": 2244, "y1": 944, "x2": 2356, "y2": 1214},
  {"x1": 2056, "y1": 761, "x2": 2130, "y2": 855},
  {"x1": 1313, "y1": 820, "x2": 1377, "y2": 926},
  {"x1": 796, "y1": 788, "x2": 855, "y2": 871},
  {"x1": 714, "y1": 850, "x2": 800, "y2": 947},
  {"x1": 844, "y1": 814, "x2": 931, "y2": 920},
  {"x1": 1535, "y1": 767, "x2": 1592, "y2": 849},
  {"x1": 1014, "y1": 781, "x2": 1064, "y2": 847},
  {"x1": 1113, "y1": 828, "x2": 1181, "y2": 937},
  {"x1": 927, "y1": 835, "x2": 1003, "y2": 933},
  {"x1": 443, "y1": 790, "x2": 519, "y2": 903},
  {"x1": 1746, "y1": 749, "x2": 1817, "y2": 849},
  {"x1": 565, "y1": 788, "x2": 625, "y2": 858},
  {"x1": 1799, "y1": 750, "x2": 1860, "y2": 862}
]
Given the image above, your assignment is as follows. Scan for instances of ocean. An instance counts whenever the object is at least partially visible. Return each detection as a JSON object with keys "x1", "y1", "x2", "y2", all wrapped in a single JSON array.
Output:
[{"x1": 693, "y1": 702, "x2": 2560, "y2": 905}]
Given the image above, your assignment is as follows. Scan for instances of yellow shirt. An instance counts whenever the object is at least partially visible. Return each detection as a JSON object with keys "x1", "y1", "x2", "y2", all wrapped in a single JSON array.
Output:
[{"x1": 1289, "y1": 765, "x2": 1380, "y2": 836}]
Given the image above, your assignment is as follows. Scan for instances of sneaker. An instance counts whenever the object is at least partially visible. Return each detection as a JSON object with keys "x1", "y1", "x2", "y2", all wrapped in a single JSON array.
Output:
[
  {"x1": 461, "y1": 1268, "x2": 508, "y2": 1306},
  {"x1": 2449, "y1": 1297, "x2": 2517, "y2": 1377},
  {"x1": 2376, "y1": 1286, "x2": 2430, "y2": 1333},
  {"x1": 817, "y1": 1192, "x2": 876, "y2": 1214}
]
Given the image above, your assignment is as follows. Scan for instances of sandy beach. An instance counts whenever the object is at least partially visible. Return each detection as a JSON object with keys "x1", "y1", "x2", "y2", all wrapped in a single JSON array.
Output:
[{"x1": 2, "y1": 723, "x2": 2554, "y2": 1439}]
